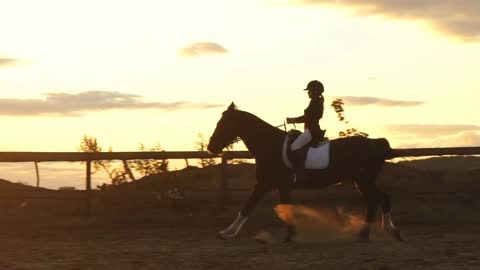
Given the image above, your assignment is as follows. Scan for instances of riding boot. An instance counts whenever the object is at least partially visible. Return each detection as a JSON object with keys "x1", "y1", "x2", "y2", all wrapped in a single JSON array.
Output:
[{"x1": 291, "y1": 149, "x2": 306, "y2": 182}]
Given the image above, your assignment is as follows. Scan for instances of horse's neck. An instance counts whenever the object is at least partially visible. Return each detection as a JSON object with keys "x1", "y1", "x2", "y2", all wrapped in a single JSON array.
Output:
[{"x1": 237, "y1": 113, "x2": 284, "y2": 157}]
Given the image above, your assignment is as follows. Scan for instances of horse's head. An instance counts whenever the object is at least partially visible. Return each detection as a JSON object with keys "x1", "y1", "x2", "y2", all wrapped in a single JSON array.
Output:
[{"x1": 207, "y1": 102, "x2": 240, "y2": 155}]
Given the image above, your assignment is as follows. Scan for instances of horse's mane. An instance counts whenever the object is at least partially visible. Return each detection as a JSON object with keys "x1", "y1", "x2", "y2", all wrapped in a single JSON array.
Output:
[{"x1": 233, "y1": 109, "x2": 282, "y2": 132}]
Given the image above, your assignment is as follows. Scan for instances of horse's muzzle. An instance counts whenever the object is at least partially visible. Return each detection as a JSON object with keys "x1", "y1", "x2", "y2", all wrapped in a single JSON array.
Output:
[{"x1": 207, "y1": 144, "x2": 221, "y2": 155}]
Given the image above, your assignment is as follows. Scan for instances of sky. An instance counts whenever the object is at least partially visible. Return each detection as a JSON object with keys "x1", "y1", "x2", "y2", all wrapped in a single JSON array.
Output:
[{"x1": 1, "y1": 0, "x2": 480, "y2": 188}]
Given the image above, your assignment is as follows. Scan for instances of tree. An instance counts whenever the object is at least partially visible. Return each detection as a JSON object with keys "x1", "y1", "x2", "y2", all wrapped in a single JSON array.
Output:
[
  {"x1": 129, "y1": 143, "x2": 169, "y2": 177},
  {"x1": 330, "y1": 98, "x2": 369, "y2": 138},
  {"x1": 78, "y1": 135, "x2": 133, "y2": 186}
]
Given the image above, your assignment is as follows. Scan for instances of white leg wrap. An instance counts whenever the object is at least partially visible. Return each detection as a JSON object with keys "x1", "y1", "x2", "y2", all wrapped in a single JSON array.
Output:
[
  {"x1": 218, "y1": 212, "x2": 248, "y2": 239},
  {"x1": 382, "y1": 212, "x2": 396, "y2": 231}
]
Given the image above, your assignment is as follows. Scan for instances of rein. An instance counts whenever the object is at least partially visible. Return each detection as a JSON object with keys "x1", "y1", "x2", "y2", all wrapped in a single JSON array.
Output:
[{"x1": 230, "y1": 121, "x2": 290, "y2": 145}]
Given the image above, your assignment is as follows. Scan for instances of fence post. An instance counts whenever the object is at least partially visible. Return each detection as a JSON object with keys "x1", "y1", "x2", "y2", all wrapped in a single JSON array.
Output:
[
  {"x1": 86, "y1": 160, "x2": 92, "y2": 216},
  {"x1": 218, "y1": 156, "x2": 229, "y2": 207},
  {"x1": 34, "y1": 162, "x2": 40, "y2": 188}
]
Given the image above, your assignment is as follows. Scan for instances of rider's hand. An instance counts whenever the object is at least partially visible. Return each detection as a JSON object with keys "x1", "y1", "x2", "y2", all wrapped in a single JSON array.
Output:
[{"x1": 286, "y1": 117, "x2": 294, "y2": 124}]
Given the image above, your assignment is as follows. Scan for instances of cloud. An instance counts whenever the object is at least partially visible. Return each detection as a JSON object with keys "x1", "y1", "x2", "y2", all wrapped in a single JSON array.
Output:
[
  {"x1": 385, "y1": 124, "x2": 480, "y2": 137},
  {"x1": 431, "y1": 131, "x2": 480, "y2": 147},
  {"x1": 332, "y1": 96, "x2": 423, "y2": 107},
  {"x1": 398, "y1": 131, "x2": 480, "y2": 148},
  {"x1": 295, "y1": 0, "x2": 480, "y2": 41},
  {"x1": 0, "y1": 58, "x2": 18, "y2": 67},
  {"x1": 385, "y1": 124, "x2": 480, "y2": 148},
  {"x1": 179, "y1": 42, "x2": 228, "y2": 57},
  {"x1": 0, "y1": 91, "x2": 223, "y2": 116}
]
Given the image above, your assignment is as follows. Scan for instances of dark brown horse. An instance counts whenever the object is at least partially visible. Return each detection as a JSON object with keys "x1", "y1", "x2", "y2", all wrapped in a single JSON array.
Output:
[{"x1": 208, "y1": 103, "x2": 403, "y2": 242}]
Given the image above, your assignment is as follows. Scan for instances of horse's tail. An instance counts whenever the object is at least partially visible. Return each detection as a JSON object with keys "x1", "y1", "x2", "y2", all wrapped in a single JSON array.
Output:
[
  {"x1": 385, "y1": 148, "x2": 401, "y2": 160},
  {"x1": 372, "y1": 138, "x2": 399, "y2": 160}
]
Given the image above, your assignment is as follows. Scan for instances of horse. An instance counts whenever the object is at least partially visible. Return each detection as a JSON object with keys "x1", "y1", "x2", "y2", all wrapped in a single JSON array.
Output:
[{"x1": 207, "y1": 102, "x2": 403, "y2": 242}]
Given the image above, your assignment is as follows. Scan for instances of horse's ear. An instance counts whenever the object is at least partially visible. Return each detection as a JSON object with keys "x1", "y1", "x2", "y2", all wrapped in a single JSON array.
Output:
[{"x1": 228, "y1": 102, "x2": 236, "y2": 110}]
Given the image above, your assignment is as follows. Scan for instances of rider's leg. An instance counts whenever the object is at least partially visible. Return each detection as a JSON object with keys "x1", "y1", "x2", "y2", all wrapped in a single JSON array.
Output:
[
  {"x1": 290, "y1": 129, "x2": 312, "y2": 151},
  {"x1": 290, "y1": 130, "x2": 312, "y2": 182}
]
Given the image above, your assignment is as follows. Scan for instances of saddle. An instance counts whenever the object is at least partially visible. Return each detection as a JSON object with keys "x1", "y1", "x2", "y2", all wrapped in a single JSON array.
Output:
[{"x1": 283, "y1": 129, "x2": 330, "y2": 170}]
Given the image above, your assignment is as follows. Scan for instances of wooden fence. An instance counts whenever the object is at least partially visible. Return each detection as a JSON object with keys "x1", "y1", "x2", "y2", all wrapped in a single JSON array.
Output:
[
  {"x1": 0, "y1": 151, "x2": 253, "y2": 215},
  {"x1": 0, "y1": 146, "x2": 479, "y2": 215}
]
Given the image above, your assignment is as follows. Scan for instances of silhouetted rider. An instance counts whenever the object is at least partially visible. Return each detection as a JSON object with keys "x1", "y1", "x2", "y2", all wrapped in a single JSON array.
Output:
[{"x1": 286, "y1": 80, "x2": 325, "y2": 181}]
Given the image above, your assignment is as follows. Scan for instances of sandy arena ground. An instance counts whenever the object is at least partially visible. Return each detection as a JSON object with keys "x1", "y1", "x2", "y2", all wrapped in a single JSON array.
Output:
[
  {"x1": 1, "y1": 184, "x2": 480, "y2": 270},
  {"x1": 1, "y1": 224, "x2": 479, "y2": 270}
]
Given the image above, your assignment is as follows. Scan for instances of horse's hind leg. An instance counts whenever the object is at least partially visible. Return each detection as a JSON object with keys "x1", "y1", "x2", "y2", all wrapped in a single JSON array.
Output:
[
  {"x1": 356, "y1": 162, "x2": 403, "y2": 241},
  {"x1": 355, "y1": 179, "x2": 381, "y2": 241},
  {"x1": 379, "y1": 189, "x2": 404, "y2": 241},
  {"x1": 278, "y1": 182, "x2": 296, "y2": 243}
]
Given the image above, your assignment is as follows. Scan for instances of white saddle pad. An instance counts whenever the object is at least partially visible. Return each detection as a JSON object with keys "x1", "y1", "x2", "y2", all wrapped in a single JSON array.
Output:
[{"x1": 282, "y1": 136, "x2": 330, "y2": 170}]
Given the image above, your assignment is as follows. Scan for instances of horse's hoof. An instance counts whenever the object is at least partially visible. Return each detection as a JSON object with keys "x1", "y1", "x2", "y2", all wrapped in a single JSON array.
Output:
[
  {"x1": 390, "y1": 228, "x2": 405, "y2": 242},
  {"x1": 217, "y1": 232, "x2": 229, "y2": 240},
  {"x1": 358, "y1": 227, "x2": 370, "y2": 242},
  {"x1": 282, "y1": 231, "x2": 296, "y2": 243}
]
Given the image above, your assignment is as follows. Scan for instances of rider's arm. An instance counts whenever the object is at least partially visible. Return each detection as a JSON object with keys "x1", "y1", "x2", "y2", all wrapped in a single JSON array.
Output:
[{"x1": 287, "y1": 115, "x2": 305, "y2": 124}]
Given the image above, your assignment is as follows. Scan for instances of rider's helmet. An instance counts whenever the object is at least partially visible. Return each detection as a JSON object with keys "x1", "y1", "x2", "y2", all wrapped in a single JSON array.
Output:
[{"x1": 304, "y1": 80, "x2": 324, "y2": 94}]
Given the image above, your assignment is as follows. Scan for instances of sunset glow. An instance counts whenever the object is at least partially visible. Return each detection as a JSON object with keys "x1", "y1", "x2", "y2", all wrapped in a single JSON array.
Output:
[{"x1": 1, "y1": 0, "x2": 479, "y2": 187}]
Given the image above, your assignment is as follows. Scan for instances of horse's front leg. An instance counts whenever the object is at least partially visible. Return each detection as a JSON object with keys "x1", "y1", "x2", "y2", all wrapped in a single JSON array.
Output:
[
  {"x1": 217, "y1": 183, "x2": 268, "y2": 240},
  {"x1": 278, "y1": 184, "x2": 296, "y2": 243}
]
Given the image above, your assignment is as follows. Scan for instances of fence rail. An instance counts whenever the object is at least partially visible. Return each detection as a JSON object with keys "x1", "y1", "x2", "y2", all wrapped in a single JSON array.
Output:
[
  {"x1": 394, "y1": 147, "x2": 480, "y2": 157},
  {"x1": 0, "y1": 150, "x2": 253, "y2": 215},
  {"x1": 0, "y1": 146, "x2": 479, "y2": 215},
  {"x1": 1, "y1": 146, "x2": 479, "y2": 163},
  {"x1": 0, "y1": 151, "x2": 253, "y2": 162}
]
